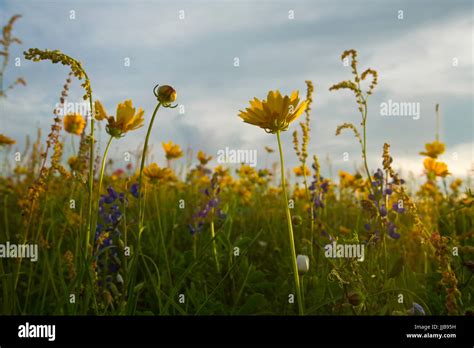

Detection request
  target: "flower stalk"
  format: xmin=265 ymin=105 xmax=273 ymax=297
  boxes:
xmin=277 ymin=130 xmax=304 ymax=315
xmin=97 ymin=135 xmax=114 ymax=197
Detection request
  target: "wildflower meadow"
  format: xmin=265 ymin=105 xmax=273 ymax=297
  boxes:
xmin=0 ymin=2 xmax=473 ymax=320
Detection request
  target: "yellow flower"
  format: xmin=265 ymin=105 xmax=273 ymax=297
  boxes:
xmin=293 ymin=166 xmax=310 ymax=177
xmin=162 ymin=141 xmax=183 ymax=160
xmin=143 ymin=163 xmax=175 ymax=182
xmin=424 ymin=158 xmax=450 ymax=177
xmin=238 ymin=90 xmax=308 ymax=133
xmin=293 ymin=185 xmax=306 ymax=199
xmin=197 ymin=150 xmax=212 ymax=165
xmin=63 ymin=113 xmax=86 ymax=135
xmin=0 ymin=134 xmax=16 ymax=146
xmin=339 ymin=171 xmax=356 ymax=187
xmin=94 ymin=100 xmax=109 ymax=121
xmin=214 ymin=165 xmax=229 ymax=177
xmin=420 ymin=140 xmax=445 ymax=159
xmin=237 ymin=164 xmax=258 ymax=178
xmin=197 ymin=175 xmax=211 ymax=187
xmin=450 ymin=178 xmax=462 ymax=192
xmin=67 ymin=156 xmax=80 ymax=170
xmin=101 ymin=100 xmax=145 ymax=138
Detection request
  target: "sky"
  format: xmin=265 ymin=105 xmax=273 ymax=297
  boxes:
xmin=1 ymin=0 xmax=473 ymax=183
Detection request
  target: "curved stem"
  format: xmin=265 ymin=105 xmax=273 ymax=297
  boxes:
xmin=97 ymin=135 xmax=114 ymax=197
xmin=276 ymin=130 xmax=304 ymax=315
xmin=85 ymin=86 xmax=95 ymax=261
xmin=138 ymin=102 xmax=161 ymax=234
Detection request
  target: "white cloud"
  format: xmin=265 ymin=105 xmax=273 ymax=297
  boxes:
xmin=366 ymin=14 xmax=473 ymax=98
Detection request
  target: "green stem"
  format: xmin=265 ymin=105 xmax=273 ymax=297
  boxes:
xmin=85 ymin=84 xmax=95 ymax=261
xmin=361 ymin=107 xmax=374 ymax=192
xmin=276 ymin=130 xmax=304 ymax=315
xmin=138 ymin=102 xmax=161 ymax=234
xmin=84 ymin=87 xmax=98 ymax=314
xmin=97 ymin=135 xmax=114 ymax=197
xmin=210 ymin=219 xmax=221 ymax=273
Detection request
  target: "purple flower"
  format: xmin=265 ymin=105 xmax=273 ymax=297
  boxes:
xmin=107 ymin=186 xmax=119 ymax=201
xmin=380 ymin=205 xmax=387 ymax=217
xmin=364 ymin=223 xmax=371 ymax=231
xmin=384 ymin=188 xmax=393 ymax=195
xmin=320 ymin=181 xmax=329 ymax=193
xmin=313 ymin=197 xmax=324 ymax=209
xmin=130 ymin=183 xmax=140 ymax=198
xmin=387 ymin=222 xmax=400 ymax=239
xmin=189 ymin=173 xmax=225 ymax=235
xmin=208 ymin=197 xmax=219 ymax=208
xmin=392 ymin=202 xmax=405 ymax=214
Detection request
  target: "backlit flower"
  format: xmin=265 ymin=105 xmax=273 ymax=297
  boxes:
xmin=197 ymin=150 xmax=212 ymax=165
xmin=420 ymin=140 xmax=445 ymax=159
xmin=67 ymin=156 xmax=80 ymax=171
xmin=94 ymin=100 xmax=109 ymax=121
xmin=63 ymin=113 xmax=86 ymax=135
xmin=450 ymin=178 xmax=462 ymax=192
xmin=143 ymin=162 xmax=174 ymax=182
xmin=238 ymin=90 xmax=308 ymax=133
xmin=424 ymin=158 xmax=450 ymax=177
xmin=293 ymin=166 xmax=310 ymax=177
xmin=162 ymin=141 xmax=183 ymax=160
xmin=339 ymin=171 xmax=356 ymax=187
xmin=214 ymin=165 xmax=229 ymax=177
xmin=100 ymin=100 xmax=145 ymax=138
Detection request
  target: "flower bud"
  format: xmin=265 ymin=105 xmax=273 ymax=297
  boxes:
xmin=296 ymin=254 xmax=309 ymax=275
xmin=292 ymin=215 xmax=303 ymax=226
xmin=156 ymin=85 xmax=177 ymax=104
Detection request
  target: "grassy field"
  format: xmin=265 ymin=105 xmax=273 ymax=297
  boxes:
xmin=0 ymin=22 xmax=472 ymax=315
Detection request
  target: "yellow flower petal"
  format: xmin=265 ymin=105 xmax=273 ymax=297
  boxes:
xmin=94 ymin=100 xmax=108 ymax=121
